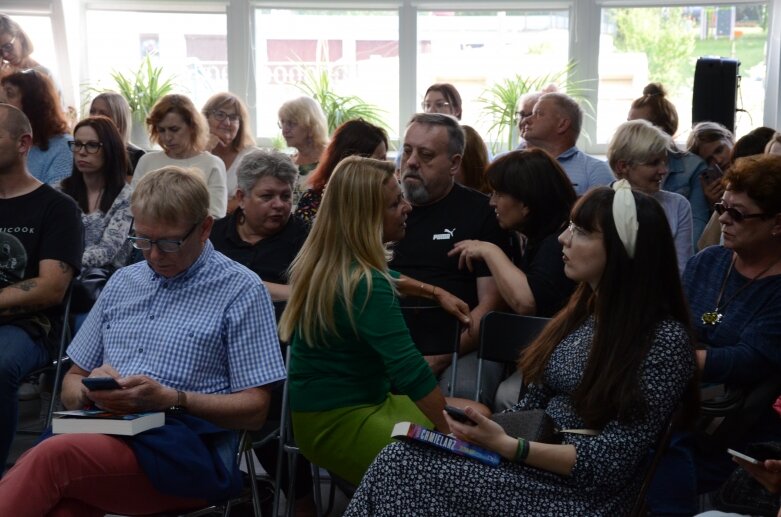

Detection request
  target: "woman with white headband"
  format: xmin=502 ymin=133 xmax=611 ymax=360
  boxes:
xmin=344 ymin=184 xmax=698 ymax=516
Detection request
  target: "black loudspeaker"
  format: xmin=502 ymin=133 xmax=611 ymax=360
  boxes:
xmin=692 ymin=57 xmax=740 ymax=133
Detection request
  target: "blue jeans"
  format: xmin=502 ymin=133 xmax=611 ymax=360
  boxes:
xmin=0 ymin=325 xmax=49 ymax=472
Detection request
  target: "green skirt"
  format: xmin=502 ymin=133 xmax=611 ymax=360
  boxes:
xmin=292 ymin=394 xmax=432 ymax=485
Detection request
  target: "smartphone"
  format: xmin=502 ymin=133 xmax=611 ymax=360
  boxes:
xmin=444 ymin=405 xmax=477 ymax=425
xmin=701 ymin=163 xmax=724 ymax=184
xmin=727 ymin=448 xmax=761 ymax=465
xmin=82 ymin=376 xmax=121 ymax=391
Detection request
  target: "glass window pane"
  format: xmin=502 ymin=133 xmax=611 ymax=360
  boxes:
xmin=598 ymin=5 xmax=767 ymax=144
xmin=417 ymin=10 xmax=570 ymax=153
xmin=84 ymin=10 xmax=227 ymax=116
xmin=255 ymin=9 xmax=399 ymax=145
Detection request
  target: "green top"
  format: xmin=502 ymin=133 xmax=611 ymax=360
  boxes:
xmin=288 ymin=269 xmax=438 ymax=412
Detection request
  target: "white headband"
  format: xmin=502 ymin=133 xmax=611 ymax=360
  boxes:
xmin=612 ymin=179 xmax=638 ymax=258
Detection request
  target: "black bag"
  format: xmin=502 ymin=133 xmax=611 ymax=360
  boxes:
xmin=713 ymin=442 xmax=781 ymax=517
xmin=491 ymin=409 xmax=560 ymax=443
xmin=71 ymin=266 xmax=113 ymax=313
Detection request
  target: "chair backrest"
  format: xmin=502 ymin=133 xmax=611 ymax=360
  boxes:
xmin=629 ymin=409 xmax=678 ymax=517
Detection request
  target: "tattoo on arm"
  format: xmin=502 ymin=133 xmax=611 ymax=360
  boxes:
xmin=10 ymin=280 xmax=36 ymax=292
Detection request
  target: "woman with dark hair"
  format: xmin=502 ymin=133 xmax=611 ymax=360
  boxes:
xmin=422 ymin=83 xmax=463 ymax=120
xmin=132 ymin=93 xmax=227 ymax=218
xmin=628 ymin=83 xmax=709 ymax=244
xmin=449 ymin=149 xmax=578 ymax=409
xmin=345 ymin=183 xmax=697 ymax=516
xmin=1 ymin=69 xmax=71 ymax=184
xmin=90 ymin=91 xmax=145 ymax=175
xmin=295 ymin=118 xmax=388 ymax=225
xmin=60 ymin=116 xmax=133 ymax=271
xmin=456 ymin=125 xmax=490 ymax=194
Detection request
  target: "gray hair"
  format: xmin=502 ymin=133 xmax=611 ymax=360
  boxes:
xmin=407 ymin=112 xmax=465 ymax=157
xmin=540 ymin=92 xmax=583 ymax=137
xmin=608 ymin=119 xmax=674 ymax=172
xmin=236 ymin=149 xmax=298 ymax=193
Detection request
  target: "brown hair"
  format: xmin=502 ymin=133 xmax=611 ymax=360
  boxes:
xmin=1 ymin=70 xmax=68 ymax=149
xmin=201 ymin=92 xmax=255 ymax=152
xmin=630 ymin=83 xmax=679 ymax=137
xmin=146 ymin=94 xmax=209 ymax=153
xmin=0 ymin=14 xmax=33 ymax=60
xmin=458 ymin=125 xmax=490 ymax=194
xmin=725 ymin=154 xmax=781 ymax=215
xmin=425 ymin=83 xmax=463 ymax=120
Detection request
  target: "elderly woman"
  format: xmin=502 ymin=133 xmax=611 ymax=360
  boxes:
xmin=1 ymin=69 xmax=71 ymax=184
xmin=608 ymin=119 xmax=693 ymax=274
xmin=628 ymin=83 xmax=708 ymax=244
xmin=89 ymin=91 xmax=145 ymax=175
xmin=132 ymin=94 xmax=227 ymax=218
xmin=277 ymin=96 xmax=328 ymax=205
xmin=210 ymin=149 xmax=307 ymax=302
xmin=202 ymin=92 xmax=256 ymax=214
xmin=649 ymin=154 xmax=781 ymax=514
xmin=295 ymin=118 xmax=388 ymax=226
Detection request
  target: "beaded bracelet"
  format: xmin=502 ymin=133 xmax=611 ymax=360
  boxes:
xmin=514 ymin=437 xmax=530 ymax=463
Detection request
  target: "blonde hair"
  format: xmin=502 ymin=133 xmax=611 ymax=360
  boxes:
xmin=279 ymin=156 xmax=396 ymax=345
xmin=146 ymin=94 xmax=209 ymax=153
xmin=131 ymin=166 xmax=209 ymax=225
xmin=278 ymin=96 xmax=329 ymax=150
xmin=201 ymin=92 xmax=255 ymax=152
xmin=91 ymin=91 xmax=132 ymax=142
xmin=608 ymin=119 xmax=674 ymax=174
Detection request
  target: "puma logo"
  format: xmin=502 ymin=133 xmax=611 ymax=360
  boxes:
xmin=432 ymin=228 xmax=456 ymax=241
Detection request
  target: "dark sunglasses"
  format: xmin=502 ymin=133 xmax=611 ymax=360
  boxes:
xmin=714 ymin=202 xmax=771 ymax=223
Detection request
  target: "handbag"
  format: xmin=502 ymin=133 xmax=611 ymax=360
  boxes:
xmin=71 ymin=266 xmax=113 ymax=313
xmin=490 ymin=409 xmax=599 ymax=444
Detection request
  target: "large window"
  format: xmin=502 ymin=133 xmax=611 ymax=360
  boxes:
xmin=10 ymin=15 xmax=57 ymax=79
xmin=84 ymin=10 xmax=228 ymax=115
xmin=254 ymin=9 xmax=399 ymax=147
xmin=598 ymin=4 xmax=768 ymax=143
xmin=417 ymin=9 xmax=570 ymax=153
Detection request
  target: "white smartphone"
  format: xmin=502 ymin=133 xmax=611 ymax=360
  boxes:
xmin=727 ymin=448 xmax=761 ymax=465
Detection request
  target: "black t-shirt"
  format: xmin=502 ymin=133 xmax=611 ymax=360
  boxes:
xmin=514 ymin=231 xmax=576 ymax=318
xmin=390 ymin=183 xmax=511 ymax=308
xmin=0 ymin=183 xmax=84 ymax=335
xmin=210 ymin=209 xmax=308 ymax=284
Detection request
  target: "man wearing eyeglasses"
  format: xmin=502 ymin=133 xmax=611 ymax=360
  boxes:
xmin=0 ymin=104 xmax=83 ymax=472
xmin=0 ymin=166 xmax=286 ymax=515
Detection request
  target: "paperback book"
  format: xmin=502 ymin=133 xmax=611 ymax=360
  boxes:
xmin=391 ymin=421 xmax=500 ymax=467
xmin=52 ymin=410 xmax=165 ymax=436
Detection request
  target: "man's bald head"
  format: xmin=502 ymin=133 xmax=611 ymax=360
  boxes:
xmin=0 ymin=103 xmax=33 ymax=139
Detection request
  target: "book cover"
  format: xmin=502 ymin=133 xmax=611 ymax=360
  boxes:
xmin=391 ymin=422 xmax=501 ymax=467
xmin=52 ymin=410 xmax=165 ymax=436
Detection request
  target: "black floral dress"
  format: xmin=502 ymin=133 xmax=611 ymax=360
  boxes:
xmin=344 ymin=318 xmax=695 ymax=516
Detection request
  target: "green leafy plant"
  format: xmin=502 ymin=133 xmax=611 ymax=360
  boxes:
xmin=477 ymin=62 xmax=593 ymax=154
xmin=296 ymin=66 xmax=387 ymax=134
xmin=111 ymin=54 xmax=176 ymax=123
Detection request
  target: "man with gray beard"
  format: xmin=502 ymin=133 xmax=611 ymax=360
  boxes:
xmin=390 ymin=113 xmax=510 ymax=407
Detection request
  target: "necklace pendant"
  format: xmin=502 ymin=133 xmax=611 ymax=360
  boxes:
xmin=701 ymin=311 xmax=723 ymax=326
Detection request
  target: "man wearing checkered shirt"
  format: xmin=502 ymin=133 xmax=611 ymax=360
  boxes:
xmin=0 ymin=166 xmax=286 ymax=516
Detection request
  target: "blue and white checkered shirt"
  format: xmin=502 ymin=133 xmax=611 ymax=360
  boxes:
xmin=68 ymin=241 xmax=286 ymax=393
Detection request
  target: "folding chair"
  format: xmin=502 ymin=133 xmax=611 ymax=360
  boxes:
xmin=400 ymin=305 xmax=461 ymax=397
xmin=474 ymin=311 xmax=549 ymax=402
xmin=629 ymin=409 xmax=679 ymax=517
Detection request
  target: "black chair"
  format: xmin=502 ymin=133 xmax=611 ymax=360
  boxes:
xmin=629 ymin=409 xmax=679 ymax=517
xmin=474 ymin=311 xmax=549 ymax=402
xmin=400 ymin=305 xmax=461 ymax=397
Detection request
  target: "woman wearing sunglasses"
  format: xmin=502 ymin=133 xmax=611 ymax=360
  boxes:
xmin=648 ymin=154 xmax=781 ymax=514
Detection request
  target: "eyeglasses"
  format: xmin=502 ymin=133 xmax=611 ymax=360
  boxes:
xmin=127 ymin=222 xmax=199 ymax=253
xmin=421 ymin=101 xmax=451 ymax=111
xmin=713 ymin=202 xmax=771 ymax=223
xmin=278 ymin=119 xmax=298 ymax=130
xmin=68 ymin=140 xmax=103 ymax=154
xmin=210 ymin=110 xmax=240 ymax=123
xmin=514 ymin=110 xmax=533 ymax=122
xmin=0 ymin=37 xmax=15 ymax=55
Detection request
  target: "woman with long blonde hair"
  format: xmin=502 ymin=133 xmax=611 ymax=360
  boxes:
xmin=280 ymin=156 xmax=467 ymax=485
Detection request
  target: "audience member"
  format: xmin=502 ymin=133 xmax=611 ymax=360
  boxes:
xmin=210 ymin=149 xmax=307 ymax=301
xmin=89 ymin=91 xmax=145 ymax=175
xmin=0 ymin=166 xmax=286 ymax=514
xmin=688 ymin=121 xmax=735 ymax=207
xmin=0 ymin=104 xmax=82 ymax=473
xmin=523 ymin=92 xmax=614 ymax=195
xmin=132 ymin=93 xmax=227 ymax=218
xmin=628 ymin=83 xmax=709 ymax=243
xmin=344 ymin=184 xmax=697 ymax=516
xmin=767 ymin=132 xmax=781 ymax=156
xmin=732 ymin=126 xmax=776 ymax=160
xmin=608 ymin=119 xmax=693 ymax=274
xmin=278 ymin=96 xmax=328 ymax=205
xmin=202 ymin=92 xmax=256 ymax=214
xmin=295 ymin=118 xmax=388 ymax=226
xmin=1 ymin=69 xmax=72 ymax=184
xmin=279 ymin=156 xmax=459 ymax=485
xmin=514 ymin=91 xmax=543 ymax=150
xmin=422 ymin=83 xmax=463 ymax=120
xmin=649 ymin=154 xmax=781 ymax=514
xmin=449 ymin=149 xmax=577 ymax=410
xmin=0 ymin=15 xmax=53 ymax=79
xmin=391 ymin=112 xmax=509 ymax=404
xmin=457 ymin=125 xmax=490 ymax=193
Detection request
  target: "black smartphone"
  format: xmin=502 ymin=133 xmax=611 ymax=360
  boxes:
xmin=82 ymin=376 xmax=121 ymax=391
xmin=444 ymin=405 xmax=477 ymax=425
xmin=701 ymin=163 xmax=723 ymax=184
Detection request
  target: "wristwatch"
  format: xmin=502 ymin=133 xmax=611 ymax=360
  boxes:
xmin=168 ymin=389 xmax=188 ymax=413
